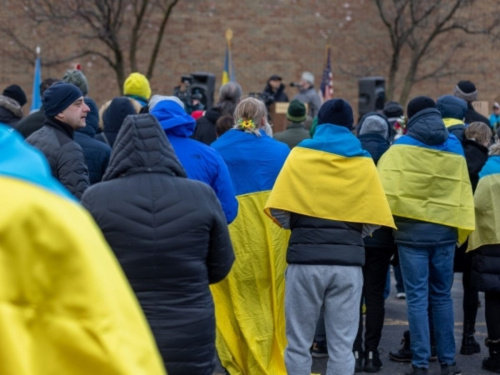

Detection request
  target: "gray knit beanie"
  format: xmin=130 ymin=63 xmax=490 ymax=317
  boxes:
xmin=454 ymin=80 xmax=477 ymax=103
xmin=359 ymin=115 xmax=389 ymax=139
xmin=62 ymin=69 xmax=88 ymax=96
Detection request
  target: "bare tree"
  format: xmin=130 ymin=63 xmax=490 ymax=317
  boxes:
xmin=0 ymin=0 xmax=179 ymax=92
xmin=374 ymin=0 xmax=499 ymax=105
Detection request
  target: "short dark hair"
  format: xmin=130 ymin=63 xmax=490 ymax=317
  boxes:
xmin=40 ymin=78 xmax=60 ymax=97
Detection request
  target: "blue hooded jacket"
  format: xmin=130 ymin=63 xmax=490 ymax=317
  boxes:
xmin=151 ymin=99 xmax=238 ymax=223
xmin=436 ymin=95 xmax=467 ymax=143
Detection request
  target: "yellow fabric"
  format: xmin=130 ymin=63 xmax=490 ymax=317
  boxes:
xmin=222 ymin=71 xmax=229 ymax=85
xmin=123 ymin=72 xmax=151 ymax=99
xmin=264 ymin=146 xmax=396 ymax=229
xmin=378 ymin=145 xmax=475 ymax=244
xmin=0 ymin=177 xmax=166 ymax=375
xmin=211 ymin=191 xmax=289 ymax=375
xmin=468 ymin=174 xmax=500 ymax=251
xmin=443 ymin=118 xmax=463 ymax=128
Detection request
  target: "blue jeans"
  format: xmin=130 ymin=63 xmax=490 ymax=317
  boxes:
xmin=398 ymin=244 xmax=456 ymax=368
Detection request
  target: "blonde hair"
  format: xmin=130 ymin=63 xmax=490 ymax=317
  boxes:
xmin=489 ymin=142 xmax=500 ymax=156
xmin=465 ymin=122 xmax=491 ymax=147
xmin=233 ymin=97 xmax=269 ymax=137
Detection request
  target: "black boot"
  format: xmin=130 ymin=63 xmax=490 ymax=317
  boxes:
xmin=353 ymin=349 xmax=363 ymax=372
xmin=389 ymin=330 xmax=412 ymax=362
xmin=461 ymin=322 xmax=481 ymax=355
xmin=364 ymin=350 xmax=383 ymax=372
xmin=483 ymin=339 xmax=500 ymax=373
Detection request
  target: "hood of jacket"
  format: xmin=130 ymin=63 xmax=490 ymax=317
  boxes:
xmin=202 ymin=106 xmax=221 ymax=124
xmin=76 ymin=97 xmax=99 ymax=137
xmin=0 ymin=95 xmax=23 ymax=119
xmin=150 ymin=99 xmax=196 ymax=138
xmin=103 ymin=97 xmax=137 ymax=135
xmin=102 ymin=114 xmax=186 ymax=181
xmin=406 ymin=108 xmax=449 ymax=146
xmin=436 ymin=95 xmax=467 ymax=120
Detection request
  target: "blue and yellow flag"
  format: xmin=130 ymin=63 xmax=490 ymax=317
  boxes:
xmin=30 ymin=52 xmax=42 ymax=113
xmin=377 ymin=135 xmax=475 ymax=244
xmin=222 ymin=29 xmax=235 ymax=85
xmin=265 ymin=124 xmax=396 ymax=233
xmin=211 ymin=130 xmax=290 ymax=375
xmin=468 ymin=155 xmax=500 ymax=251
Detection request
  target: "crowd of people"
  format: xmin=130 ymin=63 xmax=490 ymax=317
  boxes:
xmin=1 ymin=67 xmax=500 ymax=375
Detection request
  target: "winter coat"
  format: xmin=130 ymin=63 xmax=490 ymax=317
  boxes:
xmin=81 ymin=114 xmax=234 ymax=375
xmin=150 ymin=100 xmax=238 ymax=224
xmin=464 ymin=139 xmax=489 ymax=192
xmin=391 ymin=108 xmax=459 ymax=246
xmin=74 ymin=98 xmax=111 ymax=184
xmin=273 ymin=122 xmax=309 ymax=149
xmin=293 ymin=86 xmax=322 ymax=119
xmin=0 ymin=95 xmax=23 ymax=127
xmin=15 ymin=107 xmax=45 ymax=138
xmin=287 ymin=213 xmax=365 ymax=266
xmin=263 ymin=82 xmax=289 ymax=103
xmin=26 ymin=117 xmax=90 ymax=199
xmin=472 ymin=245 xmax=500 ymax=292
xmin=192 ymin=106 xmax=221 ymax=145
xmin=465 ymin=102 xmax=490 ymax=125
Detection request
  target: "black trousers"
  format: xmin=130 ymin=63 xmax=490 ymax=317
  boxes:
xmin=485 ymin=291 xmax=500 ymax=340
xmin=462 ymin=252 xmax=479 ymax=330
xmin=354 ymin=246 xmax=395 ymax=351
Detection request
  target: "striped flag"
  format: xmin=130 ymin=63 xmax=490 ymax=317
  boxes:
xmin=320 ymin=46 xmax=333 ymax=102
xmin=30 ymin=47 xmax=42 ymax=113
xmin=222 ymin=29 xmax=235 ymax=85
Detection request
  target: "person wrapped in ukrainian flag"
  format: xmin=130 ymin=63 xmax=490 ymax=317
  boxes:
xmin=468 ymin=142 xmax=500 ymax=373
xmin=211 ymin=97 xmax=291 ymax=375
xmin=265 ymin=98 xmax=396 ymax=375
xmin=377 ymin=96 xmax=475 ymax=375
xmin=0 ymin=123 xmax=166 ymax=375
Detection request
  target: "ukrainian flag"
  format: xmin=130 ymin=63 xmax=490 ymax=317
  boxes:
xmin=222 ymin=31 xmax=235 ymax=85
xmin=377 ymin=135 xmax=475 ymax=244
xmin=468 ymin=155 xmax=500 ymax=251
xmin=265 ymin=124 xmax=396 ymax=232
xmin=0 ymin=125 xmax=166 ymax=375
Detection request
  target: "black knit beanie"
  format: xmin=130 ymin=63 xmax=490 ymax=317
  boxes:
xmin=3 ymin=84 xmax=27 ymax=107
xmin=317 ymin=98 xmax=354 ymax=129
xmin=43 ymin=82 xmax=83 ymax=117
xmin=454 ymin=80 xmax=478 ymax=102
xmin=383 ymin=101 xmax=404 ymax=118
xmin=406 ymin=96 xmax=436 ymax=119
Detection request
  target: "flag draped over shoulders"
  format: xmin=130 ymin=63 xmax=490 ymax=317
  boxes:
xmin=211 ymin=130 xmax=290 ymax=375
xmin=468 ymin=155 xmax=500 ymax=252
xmin=377 ymin=134 xmax=474 ymax=244
xmin=265 ymin=124 xmax=395 ymax=233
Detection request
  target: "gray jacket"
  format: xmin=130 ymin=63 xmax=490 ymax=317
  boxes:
xmin=27 ymin=117 xmax=89 ymax=199
xmin=293 ymin=87 xmax=322 ymax=119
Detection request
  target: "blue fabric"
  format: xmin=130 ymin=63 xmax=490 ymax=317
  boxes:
xmin=299 ymin=124 xmax=371 ymax=158
xmin=0 ymin=124 xmax=72 ymax=199
xmin=398 ymin=243 xmax=456 ymax=368
xmin=479 ymin=155 xmax=500 ymax=179
xmin=151 ymin=100 xmax=238 ymax=223
xmin=393 ymin=217 xmax=457 ymax=246
xmin=212 ymin=129 xmax=290 ymax=195
xmin=150 ymin=99 xmax=196 ymax=137
xmin=436 ymin=95 xmax=467 ymax=120
xmin=394 ymin=134 xmax=464 ymax=156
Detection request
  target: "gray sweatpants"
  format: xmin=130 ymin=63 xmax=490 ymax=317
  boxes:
xmin=285 ymin=264 xmax=363 ymax=375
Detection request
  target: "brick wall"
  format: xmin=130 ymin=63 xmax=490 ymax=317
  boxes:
xmin=0 ymin=0 xmax=498 ymax=119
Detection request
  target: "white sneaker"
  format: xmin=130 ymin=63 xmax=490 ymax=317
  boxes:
xmin=396 ymin=292 xmax=406 ymax=299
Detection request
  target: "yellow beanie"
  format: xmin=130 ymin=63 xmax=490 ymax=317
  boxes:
xmin=123 ymin=72 xmax=151 ymax=100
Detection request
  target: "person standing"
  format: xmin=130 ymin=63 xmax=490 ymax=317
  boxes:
xmin=263 ymin=74 xmax=289 ymax=103
xmin=378 ymin=96 xmax=475 ymax=375
xmin=489 ymin=102 xmax=500 ymax=130
xmin=454 ymin=80 xmax=489 ymax=125
xmin=26 ymin=82 xmax=90 ymax=199
xmin=273 ymin=100 xmax=310 ymax=148
xmin=292 ymin=71 xmax=322 ymax=121
xmin=266 ymin=99 xmax=395 ymax=375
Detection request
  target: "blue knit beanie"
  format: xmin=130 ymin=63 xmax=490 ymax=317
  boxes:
xmin=317 ymin=98 xmax=354 ymax=129
xmin=43 ymin=82 xmax=83 ymax=117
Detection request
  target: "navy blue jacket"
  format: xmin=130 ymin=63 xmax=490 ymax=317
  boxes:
xmin=75 ymin=98 xmax=111 ymax=184
xmin=393 ymin=108 xmax=457 ymax=246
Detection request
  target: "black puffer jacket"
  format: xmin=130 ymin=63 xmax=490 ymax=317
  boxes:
xmin=26 ymin=117 xmax=89 ymax=199
xmin=287 ymin=213 xmax=365 ymax=266
xmin=15 ymin=107 xmax=45 ymax=138
xmin=81 ymin=114 xmax=234 ymax=375
xmin=463 ymin=139 xmax=488 ymax=192
xmin=192 ymin=106 xmax=221 ymax=145
xmin=472 ymin=245 xmax=500 ymax=293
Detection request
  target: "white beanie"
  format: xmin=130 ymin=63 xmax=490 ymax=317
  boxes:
xmin=301 ymin=71 xmax=314 ymax=85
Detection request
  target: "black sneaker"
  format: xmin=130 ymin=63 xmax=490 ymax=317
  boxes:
xmin=389 ymin=330 xmax=437 ymax=362
xmin=354 ymin=350 xmax=363 ymax=372
xmin=364 ymin=350 xmax=382 ymax=372
xmin=460 ymin=334 xmax=481 ymax=355
xmin=440 ymin=363 xmax=462 ymax=375
xmin=311 ymin=340 xmax=328 ymax=358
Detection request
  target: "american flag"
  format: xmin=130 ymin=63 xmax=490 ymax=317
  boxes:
xmin=320 ymin=46 xmax=334 ymax=102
